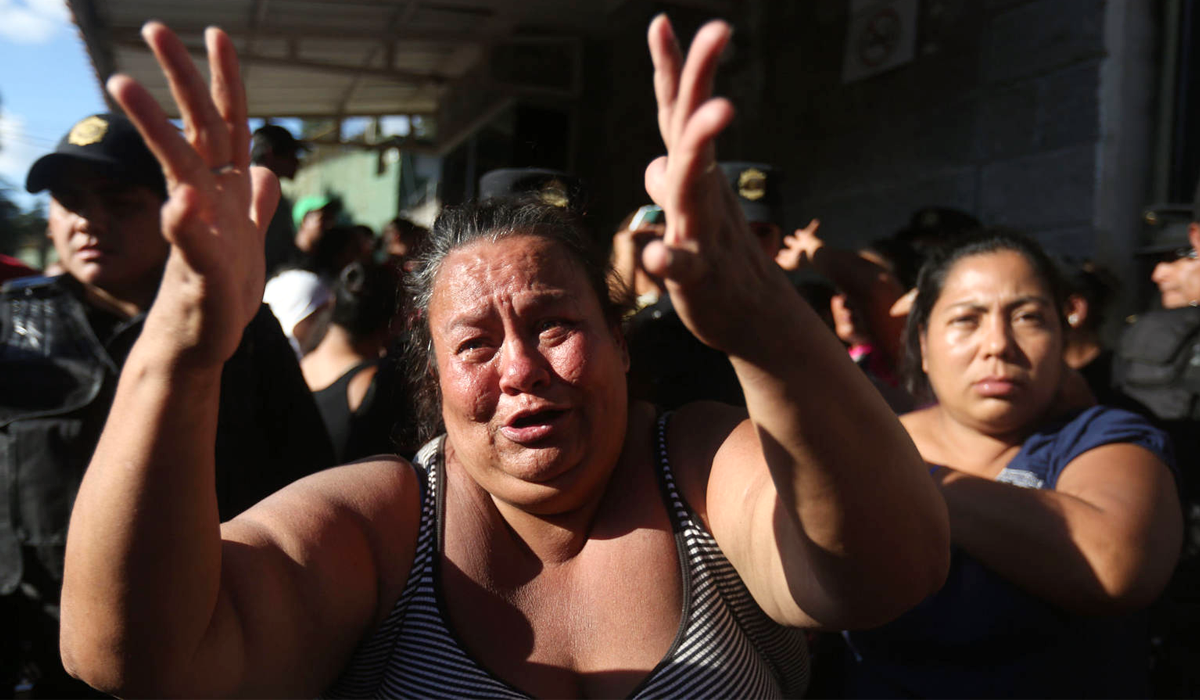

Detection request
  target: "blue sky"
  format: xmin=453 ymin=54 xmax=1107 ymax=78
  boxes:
xmin=0 ymin=0 xmax=106 ymax=209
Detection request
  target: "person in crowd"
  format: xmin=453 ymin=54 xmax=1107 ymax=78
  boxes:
xmin=609 ymin=205 xmax=667 ymax=313
xmin=263 ymin=224 xmax=374 ymax=358
xmin=57 ymin=19 xmax=949 ymax=698
xmin=1113 ymin=197 xmax=1200 ymax=697
xmin=777 ymin=218 xmax=912 ymax=405
xmin=778 ymin=209 xmax=982 ymax=381
xmin=624 ymin=162 xmax=785 ymax=409
xmin=1114 ymin=201 xmax=1200 ymax=509
xmin=251 ymin=123 xmax=307 ymax=275
xmin=478 ymin=168 xmax=589 ymax=218
xmin=293 ymin=194 xmax=338 ymax=254
xmin=0 ymin=253 xmax=36 ymax=283
xmin=381 ymin=216 xmax=427 ymax=272
xmin=302 ymin=262 xmax=406 ymax=462
xmin=829 ymin=287 xmax=912 ymax=413
xmin=263 ymin=267 xmax=332 ymax=357
xmin=0 ymin=112 xmax=335 ymax=698
xmin=308 ymin=224 xmax=374 ymax=281
xmin=843 ymin=228 xmax=1182 ymax=698
xmin=722 ymin=162 xmax=785 ymax=258
xmin=1061 ymin=259 xmax=1121 ymax=403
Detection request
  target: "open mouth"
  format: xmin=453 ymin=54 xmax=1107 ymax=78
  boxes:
xmin=501 ymin=407 xmax=570 ymax=445
xmin=510 ymin=408 xmax=566 ymax=429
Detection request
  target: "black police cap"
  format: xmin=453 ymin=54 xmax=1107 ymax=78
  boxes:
xmin=478 ymin=168 xmax=588 ymax=214
xmin=26 ymin=113 xmax=166 ymax=198
xmin=719 ymin=162 xmax=782 ymax=225
xmin=895 ymin=207 xmax=982 ymax=249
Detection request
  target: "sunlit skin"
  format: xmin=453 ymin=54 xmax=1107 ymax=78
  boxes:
xmin=47 ymin=167 xmax=168 ymax=314
xmin=1151 ymin=225 xmax=1200 ymax=308
xmin=920 ymin=250 xmax=1065 ymax=439
xmin=430 ymin=234 xmax=630 ymax=516
xmin=830 ymin=292 xmax=870 ymax=346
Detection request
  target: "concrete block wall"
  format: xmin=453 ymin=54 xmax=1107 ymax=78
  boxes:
xmin=716 ymin=0 xmax=1135 ymax=260
xmin=574 ymin=0 xmax=1159 ymax=313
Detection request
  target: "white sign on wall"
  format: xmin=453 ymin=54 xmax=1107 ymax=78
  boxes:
xmin=842 ymin=0 xmax=919 ymax=83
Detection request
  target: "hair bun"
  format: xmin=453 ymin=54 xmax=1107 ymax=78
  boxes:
xmin=340 ymin=262 xmax=366 ymax=294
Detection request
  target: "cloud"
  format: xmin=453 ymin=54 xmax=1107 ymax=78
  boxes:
xmin=0 ymin=0 xmax=71 ymax=44
xmin=0 ymin=111 xmax=51 ymax=206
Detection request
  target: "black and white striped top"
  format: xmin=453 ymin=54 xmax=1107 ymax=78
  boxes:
xmin=325 ymin=413 xmax=810 ymax=698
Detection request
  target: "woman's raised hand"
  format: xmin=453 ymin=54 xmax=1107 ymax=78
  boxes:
xmin=107 ymin=23 xmax=279 ymax=368
xmin=642 ymin=16 xmax=789 ymax=354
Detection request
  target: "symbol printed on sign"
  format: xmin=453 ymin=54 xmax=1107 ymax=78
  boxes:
xmin=858 ymin=7 xmax=901 ymax=68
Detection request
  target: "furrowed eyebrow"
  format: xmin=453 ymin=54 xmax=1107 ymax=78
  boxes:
xmin=941 ymin=295 xmax=1051 ymax=313
xmin=442 ymin=289 xmax=577 ymax=331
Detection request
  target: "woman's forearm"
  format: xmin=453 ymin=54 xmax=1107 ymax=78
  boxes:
xmin=60 ymin=336 xmax=226 ymax=694
xmin=728 ymin=286 xmax=950 ymax=625
xmin=936 ymin=461 xmax=1181 ymax=614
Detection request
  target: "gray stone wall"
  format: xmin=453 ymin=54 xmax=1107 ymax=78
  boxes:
xmin=575 ymin=0 xmax=1160 ymax=312
xmin=726 ymin=0 xmax=1127 ymax=257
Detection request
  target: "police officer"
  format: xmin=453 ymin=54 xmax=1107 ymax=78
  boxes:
xmin=624 ymin=163 xmax=786 ymax=409
xmin=1114 ymin=190 xmax=1200 ymax=697
xmin=1 ymin=113 xmax=335 ymax=696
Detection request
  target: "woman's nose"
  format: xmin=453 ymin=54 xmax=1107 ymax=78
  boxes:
xmin=498 ymin=336 xmax=551 ymax=394
xmin=981 ymin=315 xmax=1014 ymax=356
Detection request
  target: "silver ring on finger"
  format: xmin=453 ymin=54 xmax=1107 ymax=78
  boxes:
xmin=210 ymin=163 xmax=237 ymax=176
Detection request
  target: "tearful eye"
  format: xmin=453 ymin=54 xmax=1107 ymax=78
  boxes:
xmin=537 ymin=319 xmax=572 ymax=336
xmin=456 ymin=337 xmax=490 ymax=355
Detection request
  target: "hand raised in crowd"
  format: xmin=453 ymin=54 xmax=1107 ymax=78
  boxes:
xmin=775 ymin=218 xmax=822 ymax=271
xmin=610 ymin=220 xmax=664 ymax=302
xmin=642 ymin=16 xmax=792 ymax=354
xmin=107 ymin=23 xmax=279 ymax=368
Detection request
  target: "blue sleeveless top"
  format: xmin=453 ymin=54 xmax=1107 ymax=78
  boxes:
xmin=326 ymin=413 xmax=810 ymax=698
xmin=844 ymin=406 xmax=1176 ymax=698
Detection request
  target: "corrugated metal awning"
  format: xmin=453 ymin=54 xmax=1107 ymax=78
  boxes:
xmin=65 ymin=0 xmax=735 ymax=153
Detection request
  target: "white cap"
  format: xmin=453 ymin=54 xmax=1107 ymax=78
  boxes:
xmin=263 ymin=269 xmax=332 ymax=341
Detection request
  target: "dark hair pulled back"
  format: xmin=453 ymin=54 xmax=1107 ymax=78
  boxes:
xmin=331 ymin=262 xmax=397 ymax=340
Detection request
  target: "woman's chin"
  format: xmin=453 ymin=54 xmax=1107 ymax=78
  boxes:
xmin=488 ymin=451 xmax=616 ymax=514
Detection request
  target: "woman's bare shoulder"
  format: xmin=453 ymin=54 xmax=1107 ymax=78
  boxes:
xmin=265 ymin=454 xmax=418 ymax=514
xmin=223 ymin=455 xmax=422 ymax=591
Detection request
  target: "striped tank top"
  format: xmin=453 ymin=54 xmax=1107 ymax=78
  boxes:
xmin=325 ymin=413 xmax=810 ymax=698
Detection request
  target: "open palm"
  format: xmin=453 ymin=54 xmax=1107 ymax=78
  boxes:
xmin=642 ymin=17 xmax=790 ymax=355
xmin=108 ymin=23 xmax=279 ymax=367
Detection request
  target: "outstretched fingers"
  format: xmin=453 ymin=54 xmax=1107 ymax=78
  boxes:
xmin=671 ymin=97 xmax=735 ymax=190
xmin=107 ymin=74 xmax=215 ymax=198
xmin=669 ymin=21 xmax=731 ymax=148
xmin=648 ymin=15 xmax=683 ymax=148
xmin=142 ymin=22 xmax=232 ymax=170
xmin=206 ymin=27 xmax=250 ymax=171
